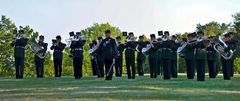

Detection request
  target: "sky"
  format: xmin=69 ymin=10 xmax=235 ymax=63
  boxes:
xmin=1 ymin=0 xmax=240 ymax=44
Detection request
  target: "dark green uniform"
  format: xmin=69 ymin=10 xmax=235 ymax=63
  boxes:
xmin=89 ymin=42 xmax=98 ymax=76
xmin=95 ymin=44 xmax=104 ymax=78
xmin=11 ymin=37 xmax=28 ymax=79
xmin=170 ymin=40 xmax=180 ymax=78
xmin=229 ymin=39 xmax=237 ymax=77
xmin=221 ymin=41 xmax=234 ymax=80
xmin=136 ymin=42 xmax=146 ymax=76
xmin=147 ymin=41 xmax=160 ymax=78
xmin=195 ymin=41 xmax=207 ymax=81
xmin=207 ymin=43 xmax=217 ymax=78
xmin=124 ymin=41 xmax=137 ymax=79
xmin=99 ymin=37 xmax=117 ymax=80
xmin=157 ymin=48 xmax=162 ymax=75
xmin=115 ymin=42 xmax=124 ymax=77
xmin=70 ymin=39 xmax=85 ymax=79
xmin=184 ymin=40 xmax=196 ymax=79
xmin=161 ymin=40 xmax=173 ymax=80
xmin=50 ymin=42 xmax=66 ymax=77
xmin=35 ymin=42 xmax=48 ymax=78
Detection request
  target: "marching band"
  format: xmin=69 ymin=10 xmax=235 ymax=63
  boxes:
xmin=11 ymin=27 xmax=238 ymax=81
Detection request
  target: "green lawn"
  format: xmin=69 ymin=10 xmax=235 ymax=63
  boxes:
xmin=0 ymin=74 xmax=240 ymax=101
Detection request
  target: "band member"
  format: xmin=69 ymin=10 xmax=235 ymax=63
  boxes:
xmin=35 ymin=35 xmax=48 ymax=78
xmin=11 ymin=29 xmax=29 ymax=79
xmin=136 ymin=35 xmax=146 ymax=76
xmin=228 ymin=32 xmax=238 ymax=77
xmin=170 ymin=35 xmax=180 ymax=78
xmin=50 ymin=35 xmax=66 ymax=77
xmin=89 ymin=40 xmax=98 ymax=76
xmin=207 ymin=36 xmax=217 ymax=78
xmin=157 ymin=38 xmax=163 ymax=76
xmin=195 ymin=31 xmax=207 ymax=81
xmin=99 ymin=30 xmax=117 ymax=80
xmin=161 ymin=31 xmax=172 ymax=80
xmin=221 ymin=33 xmax=232 ymax=80
xmin=124 ymin=32 xmax=137 ymax=79
xmin=115 ymin=36 xmax=124 ymax=77
xmin=147 ymin=34 xmax=160 ymax=78
xmin=70 ymin=32 xmax=85 ymax=79
xmin=184 ymin=33 xmax=196 ymax=79
xmin=96 ymin=37 xmax=104 ymax=78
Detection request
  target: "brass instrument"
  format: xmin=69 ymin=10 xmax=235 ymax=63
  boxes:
xmin=142 ymin=41 xmax=157 ymax=53
xmin=213 ymin=35 xmax=234 ymax=60
xmin=29 ymin=40 xmax=46 ymax=59
xmin=65 ymin=31 xmax=85 ymax=47
xmin=88 ymin=41 xmax=100 ymax=55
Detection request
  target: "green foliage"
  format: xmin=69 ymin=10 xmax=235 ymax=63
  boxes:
xmin=80 ymin=23 xmax=124 ymax=75
xmin=0 ymin=15 xmax=53 ymax=77
xmin=196 ymin=21 xmax=230 ymax=36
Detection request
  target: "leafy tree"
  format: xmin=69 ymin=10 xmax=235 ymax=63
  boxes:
xmin=0 ymin=15 xmax=53 ymax=77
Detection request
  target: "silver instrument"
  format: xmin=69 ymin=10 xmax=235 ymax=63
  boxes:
xmin=65 ymin=32 xmax=85 ymax=47
xmin=142 ymin=41 xmax=156 ymax=53
xmin=29 ymin=41 xmax=46 ymax=59
xmin=142 ymin=44 xmax=151 ymax=53
xmin=125 ymin=34 xmax=137 ymax=42
xmin=88 ymin=41 xmax=100 ymax=55
xmin=213 ymin=36 xmax=234 ymax=60
xmin=161 ymin=35 xmax=169 ymax=41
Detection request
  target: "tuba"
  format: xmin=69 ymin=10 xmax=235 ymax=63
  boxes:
xmin=213 ymin=36 xmax=234 ymax=60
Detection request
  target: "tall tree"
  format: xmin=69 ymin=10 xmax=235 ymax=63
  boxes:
xmin=232 ymin=12 xmax=240 ymax=58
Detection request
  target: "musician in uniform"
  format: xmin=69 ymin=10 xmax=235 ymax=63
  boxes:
xmin=136 ymin=35 xmax=146 ymax=76
xmin=207 ymin=36 xmax=217 ymax=78
xmin=184 ymin=33 xmax=196 ymax=79
xmin=35 ymin=35 xmax=48 ymax=78
xmin=50 ymin=35 xmax=66 ymax=77
xmin=161 ymin=31 xmax=172 ymax=80
xmin=70 ymin=32 xmax=85 ymax=79
xmin=221 ymin=33 xmax=232 ymax=80
xmin=195 ymin=31 xmax=207 ymax=81
xmin=228 ymin=32 xmax=238 ymax=77
xmin=157 ymin=38 xmax=163 ymax=76
xmin=99 ymin=30 xmax=117 ymax=80
xmin=11 ymin=29 xmax=29 ymax=79
xmin=146 ymin=34 xmax=159 ymax=78
xmin=124 ymin=32 xmax=137 ymax=79
xmin=95 ymin=37 xmax=105 ymax=78
xmin=90 ymin=40 xmax=98 ymax=76
xmin=115 ymin=36 xmax=124 ymax=77
xmin=170 ymin=35 xmax=180 ymax=78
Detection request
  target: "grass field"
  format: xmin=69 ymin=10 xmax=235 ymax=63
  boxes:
xmin=0 ymin=74 xmax=240 ymax=101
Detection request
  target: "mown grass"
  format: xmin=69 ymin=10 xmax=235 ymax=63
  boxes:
xmin=0 ymin=74 xmax=240 ymax=101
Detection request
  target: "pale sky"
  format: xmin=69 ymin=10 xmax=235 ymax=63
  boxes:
xmin=1 ymin=0 xmax=240 ymax=44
